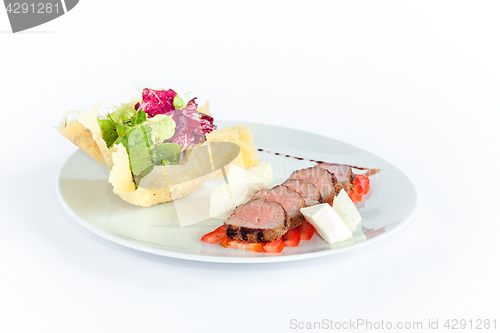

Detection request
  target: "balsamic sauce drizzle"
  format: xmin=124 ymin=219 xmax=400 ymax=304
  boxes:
xmin=257 ymin=148 xmax=380 ymax=176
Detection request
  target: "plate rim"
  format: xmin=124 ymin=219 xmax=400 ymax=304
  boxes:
xmin=56 ymin=122 xmax=419 ymax=263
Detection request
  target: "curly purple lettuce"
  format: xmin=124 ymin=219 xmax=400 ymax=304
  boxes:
xmin=167 ymin=98 xmax=216 ymax=150
xmin=135 ymin=88 xmax=216 ymax=150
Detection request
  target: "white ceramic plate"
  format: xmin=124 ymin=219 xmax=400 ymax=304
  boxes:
xmin=57 ymin=121 xmax=418 ymax=263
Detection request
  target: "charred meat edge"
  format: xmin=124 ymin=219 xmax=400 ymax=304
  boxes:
xmin=224 ymin=200 xmax=289 ymax=243
xmin=315 ymin=163 xmax=357 ymax=194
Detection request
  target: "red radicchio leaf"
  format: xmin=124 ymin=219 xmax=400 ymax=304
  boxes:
xmin=186 ymin=97 xmax=198 ymax=108
xmin=167 ymin=102 xmax=216 ymax=150
xmin=135 ymin=88 xmax=177 ymax=116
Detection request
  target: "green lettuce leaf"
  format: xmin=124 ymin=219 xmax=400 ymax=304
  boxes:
xmin=155 ymin=142 xmax=181 ymax=166
xmin=97 ymin=118 xmax=118 ymax=148
xmin=146 ymin=114 xmax=176 ymax=144
xmin=127 ymin=125 xmax=181 ymax=186
xmin=110 ymin=109 xmax=147 ymax=151
xmin=173 ymin=94 xmax=186 ymax=109
xmin=97 ymin=106 xmax=181 ymax=186
xmin=131 ymin=109 xmax=147 ymax=126
xmin=98 ymin=105 xmax=138 ymax=148
xmin=127 ymin=125 xmax=154 ymax=186
xmin=110 ymin=104 xmax=136 ymax=123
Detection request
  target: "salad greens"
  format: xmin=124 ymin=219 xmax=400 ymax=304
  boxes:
xmin=97 ymin=104 xmax=138 ymax=148
xmin=97 ymin=117 xmax=118 ymax=148
xmin=128 ymin=125 xmax=180 ymax=186
xmin=147 ymin=114 xmax=176 ymax=144
xmin=98 ymin=105 xmax=180 ymax=186
xmin=110 ymin=103 xmax=136 ymax=123
xmin=97 ymin=88 xmax=216 ymax=188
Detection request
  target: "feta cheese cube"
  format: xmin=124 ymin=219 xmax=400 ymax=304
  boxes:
xmin=209 ymin=163 xmax=273 ymax=219
xmin=226 ymin=162 xmax=273 ymax=186
xmin=333 ymin=189 xmax=362 ymax=232
xmin=299 ymin=204 xmax=353 ymax=244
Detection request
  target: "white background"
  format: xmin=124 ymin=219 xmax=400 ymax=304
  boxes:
xmin=1 ymin=1 xmax=499 ymax=332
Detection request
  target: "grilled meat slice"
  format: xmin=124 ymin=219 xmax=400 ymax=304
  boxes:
xmin=282 ymin=179 xmax=322 ymax=207
xmin=315 ymin=163 xmax=356 ymax=194
xmin=224 ymin=198 xmax=288 ymax=243
xmin=288 ymin=166 xmax=338 ymax=205
xmin=253 ymin=185 xmax=306 ymax=229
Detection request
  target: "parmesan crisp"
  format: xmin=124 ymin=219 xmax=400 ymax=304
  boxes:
xmin=57 ymin=102 xmax=261 ymax=207
xmin=206 ymin=124 xmax=260 ymax=168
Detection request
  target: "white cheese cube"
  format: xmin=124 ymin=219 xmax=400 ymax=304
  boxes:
xmin=222 ymin=163 xmax=273 ymax=206
xmin=244 ymin=162 xmax=273 ymax=185
xmin=209 ymin=163 xmax=273 ymax=219
xmin=333 ymin=189 xmax=362 ymax=232
xmin=225 ymin=163 xmax=273 ymax=186
xmin=299 ymin=204 xmax=353 ymax=244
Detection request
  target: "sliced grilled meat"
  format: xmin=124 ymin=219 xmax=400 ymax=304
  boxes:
xmin=253 ymin=185 xmax=306 ymax=229
xmin=224 ymin=198 xmax=288 ymax=243
xmin=288 ymin=166 xmax=338 ymax=205
xmin=315 ymin=163 xmax=356 ymax=194
xmin=282 ymin=179 xmax=322 ymax=207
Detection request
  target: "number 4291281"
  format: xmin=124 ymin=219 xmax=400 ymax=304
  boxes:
xmin=6 ymin=3 xmax=60 ymax=14
xmin=444 ymin=319 xmax=496 ymax=330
